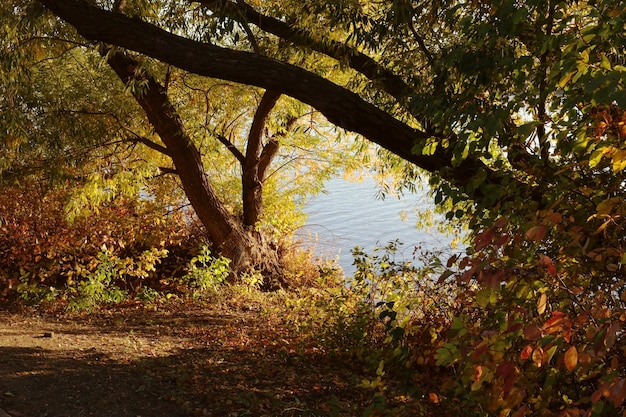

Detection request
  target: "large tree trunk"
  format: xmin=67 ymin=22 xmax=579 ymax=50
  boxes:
xmin=105 ymin=50 xmax=285 ymax=287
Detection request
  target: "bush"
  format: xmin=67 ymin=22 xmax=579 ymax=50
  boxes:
xmin=0 ymin=181 xmax=205 ymax=305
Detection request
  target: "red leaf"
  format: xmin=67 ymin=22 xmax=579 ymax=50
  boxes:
xmin=460 ymin=265 xmax=478 ymax=283
xmin=609 ymin=378 xmax=626 ymax=407
xmin=494 ymin=217 xmax=508 ymax=228
xmin=496 ymin=361 xmax=515 ymax=378
xmin=502 ymin=373 xmax=517 ymax=399
xmin=523 ymin=325 xmax=542 ymax=341
xmin=521 ymin=344 xmax=533 ymax=361
xmin=474 ymin=230 xmax=494 ymax=251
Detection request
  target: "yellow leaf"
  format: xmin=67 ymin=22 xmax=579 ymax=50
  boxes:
xmin=537 ymin=293 xmax=547 ymax=315
xmin=532 ymin=347 xmax=544 ymax=367
xmin=564 ymin=345 xmax=578 ymax=371
xmin=596 ymin=197 xmax=622 ymax=215
xmin=612 ymin=149 xmax=626 ymax=171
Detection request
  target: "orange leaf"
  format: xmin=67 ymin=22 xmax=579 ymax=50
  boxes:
xmin=526 ymin=225 xmax=547 ymax=241
xmin=605 ymin=322 xmax=620 ymax=349
xmin=474 ymin=365 xmax=483 ymax=382
xmin=564 ymin=345 xmax=578 ymax=371
xmin=592 ymin=382 xmax=611 ymax=403
xmin=539 ymin=254 xmax=557 ymax=276
xmin=429 ymin=392 xmax=439 ymax=403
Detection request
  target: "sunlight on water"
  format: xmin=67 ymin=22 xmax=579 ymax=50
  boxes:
xmin=300 ymin=176 xmax=456 ymax=276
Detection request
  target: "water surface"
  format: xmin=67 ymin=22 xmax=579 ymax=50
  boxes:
xmin=301 ymin=176 xmax=455 ymax=276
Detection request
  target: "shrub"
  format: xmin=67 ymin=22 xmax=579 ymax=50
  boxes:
xmin=0 ymin=181 xmax=204 ymax=304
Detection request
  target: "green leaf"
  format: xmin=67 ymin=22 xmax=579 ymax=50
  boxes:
xmin=476 ymin=288 xmax=497 ymax=308
xmin=589 ymin=148 xmax=605 ymax=168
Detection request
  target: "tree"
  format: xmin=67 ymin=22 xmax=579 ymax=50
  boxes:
xmin=4 ymin=0 xmax=626 ymax=413
xmin=6 ymin=1 xmax=625 ymax=277
xmin=2 ymin=0 xmax=361 ymax=287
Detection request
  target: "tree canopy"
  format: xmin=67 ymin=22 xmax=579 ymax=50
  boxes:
xmin=21 ymin=0 xmax=623 ymax=202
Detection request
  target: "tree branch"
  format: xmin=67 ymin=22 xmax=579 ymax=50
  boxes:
xmin=157 ymin=166 xmax=177 ymax=176
xmin=258 ymin=116 xmax=297 ymax=181
xmin=213 ymin=130 xmax=245 ymax=163
xmin=128 ymin=132 xmax=172 ymax=157
xmin=258 ymin=139 xmax=279 ymax=181
xmin=38 ymin=0 xmax=518 ymax=201
xmin=246 ymin=90 xmax=281 ymax=163
xmin=195 ymin=0 xmax=413 ymax=102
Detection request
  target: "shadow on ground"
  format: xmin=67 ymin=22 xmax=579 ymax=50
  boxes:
xmin=0 ymin=306 xmax=368 ymax=417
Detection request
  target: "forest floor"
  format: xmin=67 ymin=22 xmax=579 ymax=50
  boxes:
xmin=0 ymin=292 xmax=400 ymax=417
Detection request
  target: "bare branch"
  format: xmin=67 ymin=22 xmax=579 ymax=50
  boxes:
xmin=212 ymin=129 xmax=245 ymax=163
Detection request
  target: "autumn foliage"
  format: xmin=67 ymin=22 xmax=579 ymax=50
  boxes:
xmin=0 ymin=181 xmax=205 ymax=302
xmin=354 ymin=107 xmax=626 ymax=415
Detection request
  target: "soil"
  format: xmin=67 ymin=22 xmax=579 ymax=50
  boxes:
xmin=0 ymin=298 xmax=374 ymax=417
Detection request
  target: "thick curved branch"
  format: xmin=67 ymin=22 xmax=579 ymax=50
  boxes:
xmin=103 ymin=48 xmax=239 ymax=246
xmin=38 ymin=0 xmax=512 ymax=199
xmin=195 ymin=0 xmax=412 ymax=102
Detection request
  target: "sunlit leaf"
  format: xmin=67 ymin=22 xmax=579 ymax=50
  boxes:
xmin=564 ymin=345 xmax=578 ymax=371
xmin=526 ymin=225 xmax=546 ymax=241
xmin=532 ymin=347 xmax=544 ymax=367
xmin=537 ymin=293 xmax=547 ymax=315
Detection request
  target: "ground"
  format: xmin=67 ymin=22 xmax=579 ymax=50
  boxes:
xmin=0 ymin=295 xmax=376 ymax=417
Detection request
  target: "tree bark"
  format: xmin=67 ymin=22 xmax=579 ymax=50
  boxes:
xmin=194 ymin=0 xmax=412 ymax=102
xmin=38 ymin=0 xmax=500 ymax=196
xmin=242 ymin=90 xmax=281 ymax=228
xmin=104 ymin=49 xmax=284 ymax=286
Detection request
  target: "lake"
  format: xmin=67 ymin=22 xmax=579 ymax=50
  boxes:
xmin=300 ymin=175 xmax=457 ymax=276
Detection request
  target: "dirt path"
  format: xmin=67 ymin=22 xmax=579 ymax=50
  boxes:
xmin=0 ymin=301 xmax=370 ymax=417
